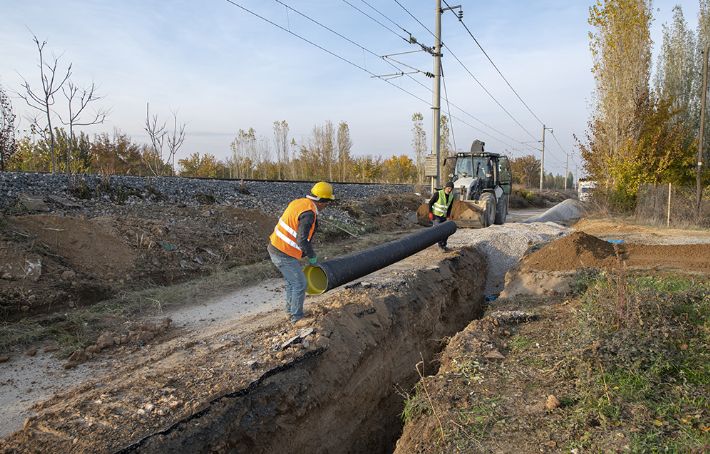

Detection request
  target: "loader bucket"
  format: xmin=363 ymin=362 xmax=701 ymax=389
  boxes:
xmin=416 ymin=200 xmax=485 ymax=228
xmin=449 ymin=200 xmax=485 ymax=228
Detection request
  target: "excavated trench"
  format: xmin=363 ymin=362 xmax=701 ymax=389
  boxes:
xmin=125 ymin=247 xmax=487 ymax=453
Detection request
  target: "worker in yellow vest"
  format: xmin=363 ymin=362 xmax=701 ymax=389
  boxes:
xmin=427 ymin=181 xmax=455 ymax=251
xmin=268 ymin=181 xmax=335 ymax=323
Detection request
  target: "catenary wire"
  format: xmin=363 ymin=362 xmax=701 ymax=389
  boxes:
xmin=283 ymin=0 xmax=534 ymax=149
xmin=392 ymin=0 xmax=540 ymax=142
xmin=440 ymin=62 xmax=457 ymax=152
xmin=223 ymin=0 xmax=432 ymax=107
xmin=442 ymin=0 xmax=545 ymax=126
xmin=225 ymin=0 xmax=532 ymax=154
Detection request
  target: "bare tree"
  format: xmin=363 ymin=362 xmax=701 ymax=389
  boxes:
xmin=166 ymin=110 xmax=186 ymax=174
xmin=0 ymin=84 xmax=17 ymax=171
xmin=17 ymin=34 xmax=72 ymax=173
xmin=59 ymin=81 xmax=107 ymax=174
xmin=273 ymin=120 xmax=289 ymax=180
xmin=143 ymin=103 xmax=185 ymax=176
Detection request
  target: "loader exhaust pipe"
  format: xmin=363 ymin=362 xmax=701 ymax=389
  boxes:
xmin=304 ymin=222 xmax=457 ymax=294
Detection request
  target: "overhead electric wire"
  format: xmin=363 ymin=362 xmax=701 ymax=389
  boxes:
xmin=273 ymin=0 xmax=433 ymax=81
xmin=301 ymin=0 xmax=535 ymax=149
xmin=440 ymin=62 xmax=457 ymax=152
xmin=358 ymin=0 xmax=412 ymax=37
xmin=223 ymin=0 xmax=432 ymax=107
xmin=339 ymin=0 xmax=410 ymax=42
xmin=344 ymin=0 xmax=537 ymax=148
xmin=442 ymin=0 xmax=545 ymax=126
xmin=226 ymin=0 xmax=532 ymax=154
xmin=392 ymin=0 xmax=540 ymax=142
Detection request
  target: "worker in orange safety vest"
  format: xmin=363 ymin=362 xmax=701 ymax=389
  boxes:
xmin=268 ymin=181 xmax=335 ymax=323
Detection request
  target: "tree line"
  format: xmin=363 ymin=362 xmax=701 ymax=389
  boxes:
xmin=0 ymin=33 xmax=568 ymax=187
xmin=580 ymin=0 xmax=710 ymax=210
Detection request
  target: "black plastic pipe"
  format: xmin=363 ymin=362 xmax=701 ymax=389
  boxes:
xmin=304 ymin=221 xmax=457 ymax=294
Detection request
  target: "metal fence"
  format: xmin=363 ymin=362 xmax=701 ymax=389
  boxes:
xmin=635 ymin=183 xmax=710 ymax=228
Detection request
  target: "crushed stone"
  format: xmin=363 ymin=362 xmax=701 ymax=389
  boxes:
xmin=447 ymin=221 xmax=570 ymax=294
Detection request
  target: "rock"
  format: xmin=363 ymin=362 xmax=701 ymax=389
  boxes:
xmin=61 ymin=270 xmax=77 ymax=281
xmin=1 ymin=272 xmax=12 ymax=280
xmin=484 ymin=349 xmax=505 ymax=360
xmin=96 ymin=332 xmax=116 ymax=350
xmin=0 ymin=355 xmax=10 ymax=363
xmin=43 ymin=345 xmax=59 ymax=353
xmin=66 ymin=349 xmax=89 ymax=365
xmin=25 ymin=347 xmax=38 ymax=357
xmin=18 ymin=194 xmax=50 ymax=212
xmin=247 ymin=360 xmax=259 ymax=370
xmin=24 ymin=258 xmax=42 ymax=282
xmin=545 ymin=394 xmax=560 ymax=410
xmin=85 ymin=345 xmax=100 ymax=355
xmin=314 ymin=335 xmax=330 ymax=349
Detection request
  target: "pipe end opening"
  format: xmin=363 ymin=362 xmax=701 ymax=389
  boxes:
xmin=304 ymin=265 xmax=328 ymax=295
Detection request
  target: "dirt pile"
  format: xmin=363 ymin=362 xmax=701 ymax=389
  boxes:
xmin=0 ymin=246 xmax=487 ymax=453
xmin=0 ymin=192 xmax=422 ymax=321
xmin=521 ymin=231 xmax=617 ymax=271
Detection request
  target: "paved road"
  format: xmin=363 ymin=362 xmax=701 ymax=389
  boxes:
xmin=507 ymin=207 xmax=549 ymax=223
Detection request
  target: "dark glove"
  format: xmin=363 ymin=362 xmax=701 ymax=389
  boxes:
xmin=308 ymin=256 xmax=317 ymax=265
xmin=428 ymin=212 xmax=434 ymax=221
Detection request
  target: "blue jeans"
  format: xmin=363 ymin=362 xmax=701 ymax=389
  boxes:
xmin=268 ymin=247 xmax=306 ymax=321
xmin=433 ymin=216 xmax=448 ymax=248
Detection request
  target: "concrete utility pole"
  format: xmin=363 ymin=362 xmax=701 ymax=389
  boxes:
xmin=564 ymin=151 xmax=569 ymax=190
xmin=432 ymin=0 xmax=442 ymax=187
xmin=697 ymin=44 xmax=709 ymax=218
xmin=539 ymin=125 xmax=551 ymax=190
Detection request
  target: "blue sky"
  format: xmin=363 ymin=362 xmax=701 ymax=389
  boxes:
xmin=0 ymin=0 xmax=702 ymax=177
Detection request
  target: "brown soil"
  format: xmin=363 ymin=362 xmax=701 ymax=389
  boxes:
xmin=0 ymin=194 xmax=418 ymax=321
xmin=519 ymin=231 xmax=710 ymax=274
xmin=521 ymin=231 xmax=618 ymax=271
xmin=0 ymin=205 xmax=277 ymax=320
xmin=0 ymin=246 xmax=486 ymax=453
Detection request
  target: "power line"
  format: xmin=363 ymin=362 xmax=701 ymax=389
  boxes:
xmin=224 ymin=0 xmax=432 ymax=105
xmin=442 ymin=0 xmax=545 ymax=126
xmin=227 ymin=0 xmax=535 ymax=155
xmin=273 ymin=0 xmax=433 ymax=80
xmin=358 ymin=0 xmax=412 ymax=37
xmin=343 ymin=0 xmax=536 ymax=149
xmin=392 ymin=0 xmax=540 ymax=142
xmin=339 ymin=0 xmax=410 ymax=42
xmin=440 ymin=62 xmax=457 ymax=152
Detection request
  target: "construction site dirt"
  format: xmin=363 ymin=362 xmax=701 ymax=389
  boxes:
xmin=1 ymin=186 xmax=709 ymax=453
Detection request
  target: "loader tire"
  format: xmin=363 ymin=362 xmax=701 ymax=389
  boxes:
xmin=480 ymin=193 xmax=496 ymax=227
xmin=494 ymin=193 xmax=508 ymax=225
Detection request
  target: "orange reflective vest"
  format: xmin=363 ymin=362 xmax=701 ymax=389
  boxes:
xmin=269 ymin=198 xmax=318 ymax=259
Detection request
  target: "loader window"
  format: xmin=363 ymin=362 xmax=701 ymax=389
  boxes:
xmin=454 ymin=157 xmax=474 ymax=177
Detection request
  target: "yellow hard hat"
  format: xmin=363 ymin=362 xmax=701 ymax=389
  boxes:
xmin=310 ymin=181 xmax=335 ymax=201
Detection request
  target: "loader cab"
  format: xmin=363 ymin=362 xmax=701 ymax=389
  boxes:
xmin=451 ymin=152 xmax=512 ymax=199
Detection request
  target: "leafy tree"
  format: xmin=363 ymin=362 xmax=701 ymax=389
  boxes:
xmin=382 ymin=155 xmax=417 ymax=183
xmin=336 ymin=121 xmax=352 ymax=182
xmin=178 ymin=152 xmax=223 ymax=178
xmin=510 ymin=154 xmax=541 ymax=188
xmin=582 ymin=0 xmax=653 ymax=208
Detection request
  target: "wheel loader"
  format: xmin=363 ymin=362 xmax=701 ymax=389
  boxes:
xmin=417 ymin=139 xmax=513 ymax=228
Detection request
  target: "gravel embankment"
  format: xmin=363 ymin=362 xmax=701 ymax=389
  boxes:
xmin=448 ymin=221 xmax=570 ymax=294
xmin=0 ymin=172 xmax=414 ymax=224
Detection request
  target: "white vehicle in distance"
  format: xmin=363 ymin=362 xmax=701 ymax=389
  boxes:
xmin=578 ymin=179 xmax=596 ymax=202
